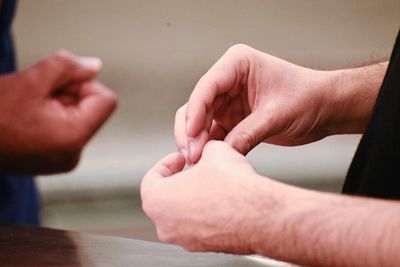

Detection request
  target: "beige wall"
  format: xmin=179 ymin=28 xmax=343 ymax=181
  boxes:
xmin=14 ymin=0 xmax=400 ymax=131
xmin=12 ymin=0 xmax=400 ymax=194
xmin=12 ymin=0 xmax=400 ymax=236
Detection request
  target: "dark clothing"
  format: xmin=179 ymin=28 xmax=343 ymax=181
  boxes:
xmin=0 ymin=0 xmax=40 ymax=224
xmin=0 ymin=0 xmax=16 ymax=73
xmin=343 ymin=30 xmax=400 ymax=199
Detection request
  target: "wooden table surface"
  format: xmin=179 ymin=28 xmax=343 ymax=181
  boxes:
xmin=0 ymin=224 xmax=295 ymax=267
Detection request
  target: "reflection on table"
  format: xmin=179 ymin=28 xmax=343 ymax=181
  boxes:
xmin=0 ymin=225 xmax=296 ymax=267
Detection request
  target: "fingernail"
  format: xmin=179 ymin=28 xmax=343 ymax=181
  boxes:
xmin=79 ymin=57 xmax=102 ymax=70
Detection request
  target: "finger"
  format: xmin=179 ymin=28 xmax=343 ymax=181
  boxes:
xmin=186 ymin=103 xmax=217 ymax=164
xmin=187 ymin=120 xmax=227 ymax=164
xmin=174 ymin=104 xmax=189 ymax=160
xmin=201 ymin=140 xmax=240 ymax=160
xmin=208 ymin=121 xmax=227 ymax=141
xmin=176 ymin=103 xmax=221 ymax=165
xmin=224 ymin=110 xmax=277 ymax=155
xmin=185 ymin=46 xmax=252 ymax=163
xmin=200 ymin=140 xmax=256 ymax=174
xmin=143 ymin=152 xmax=186 ymax=183
xmin=75 ymin=81 xmax=117 ymax=140
xmin=185 ymin=51 xmax=247 ymax=138
xmin=28 ymin=50 xmax=102 ymax=93
xmin=187 ymin=129 xmax=209 ymax=164
xmin=52 ymin=83 xmax=81 ymax=105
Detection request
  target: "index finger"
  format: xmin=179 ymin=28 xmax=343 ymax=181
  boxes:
xmin=175 ymin=104 xmax=189 ymax=160
xmin=185 ymin=44 xmax=252 ymax=138
xmin=76 ymin=81 xmax=117 ymax=140
xmin=28 ymin=50 xmax=102 ymax=93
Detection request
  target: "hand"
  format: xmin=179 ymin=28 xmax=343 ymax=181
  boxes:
xmin=141 ymin=141 xmax=282 ymax=254
xmin=0 ymin=50 xmax=117 ymax=174
xmin=142 ymin=141 xmax=400 ymax=266
xmin=175 ymin=44 xmax=344 ymax=164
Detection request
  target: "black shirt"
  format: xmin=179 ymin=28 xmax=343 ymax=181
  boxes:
xmin=343 ymin=30 xmax=400 ymax=199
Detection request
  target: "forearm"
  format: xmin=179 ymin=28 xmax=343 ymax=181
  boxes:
xmin=324 ymin=62 xmax=388 ymax=135
xmin=252 ymin=180 xmax=400 ymax=267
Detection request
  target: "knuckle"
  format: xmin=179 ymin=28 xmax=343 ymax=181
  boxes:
xmin=102 ymin=88 xmax=118 ymax=109
xmin=227 ymin=43 xmax=252 ymax=54
xmin=15 ymin=69 xmax=39 ymax=91
xmin=50 ymin=49 xmax=75 ymax=69
xmin=235 ymin=130 xmax=256 ymax=154
xmin=20 ymin=61 xmax=50 ymax=90
xmin=225 ymin=44 xmax=255 ymax=68
xmin=92 ymin=82 xmax=119 ymax=110
xmin=53 ymin=49 xmax=74 ymax=62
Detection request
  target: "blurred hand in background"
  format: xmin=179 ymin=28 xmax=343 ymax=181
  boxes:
xmin=0 ymin=50 xmax=117 ymax=174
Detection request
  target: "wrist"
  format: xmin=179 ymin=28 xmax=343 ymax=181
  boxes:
xmin=251 ymin=179 xmax=400 ymax=267
xmin=325 ymin=63 xmax=387 ymax=135
xmin=247 ymin=176 xmax=309 ymax=257
xmin=250 ymin=178 xmax=334 ymax=263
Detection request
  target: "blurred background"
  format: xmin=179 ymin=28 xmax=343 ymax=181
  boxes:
xmin=14 ymin=0 xmax=400 ymax=241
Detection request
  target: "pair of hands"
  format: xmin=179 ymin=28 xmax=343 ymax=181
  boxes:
xmin=0 ymin=50 xmax=117 ymax=174
xmin=141 ymin=44 xmax=369 ymax=253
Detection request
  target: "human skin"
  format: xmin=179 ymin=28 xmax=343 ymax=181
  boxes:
xmin=0 ymin=50 xmax=117 ymax=174
xmin=174 ymin=44 xmax=388 ymax=164
xmin=141 ymin=141 xmax=400 ymax=267
xmin=141 ymin=45 xmax=395 ymax=266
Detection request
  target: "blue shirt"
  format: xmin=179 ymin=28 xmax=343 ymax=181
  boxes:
xmin=0 ymin=0 xmax=40 ymax=225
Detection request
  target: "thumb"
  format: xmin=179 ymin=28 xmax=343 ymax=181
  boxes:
xmin=142 ymin=153 xmax=186 ymax=184
xmin=224 ymin=111 xmax=275 ymax=155
xmin=29 ymin=50 xmax=102 ymax=93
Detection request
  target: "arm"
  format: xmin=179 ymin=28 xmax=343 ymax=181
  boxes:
xmin=327 ymin=62 xmax=388 ymax=135
xmin=141 ymin=141 xmax=400 ymax=267
xmin=174 ymin=44 xmax=388 ymax=163
xmin=254 ymin=177 xmax=400 ymax=267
